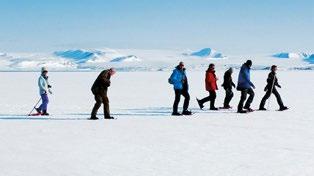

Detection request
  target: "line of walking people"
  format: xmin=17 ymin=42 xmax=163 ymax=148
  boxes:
xmin=32 ymin=60 xmax=288 ymax=119
xmin=168 ymin=60 xmax=288 ymax=116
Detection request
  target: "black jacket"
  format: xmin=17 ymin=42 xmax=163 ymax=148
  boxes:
xmin=265 ymin=71 xmax=280 ymax=91
xmin=222 ymin=70 xmax=235 ymax=89
xmin=91 ymin=69 xmax=111 ymax=94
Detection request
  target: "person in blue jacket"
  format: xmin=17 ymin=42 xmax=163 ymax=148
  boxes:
xmin=237 ymin=60 xmax=255 ymax=113
xmin=169 ymin=62 xmax=192 ymax=116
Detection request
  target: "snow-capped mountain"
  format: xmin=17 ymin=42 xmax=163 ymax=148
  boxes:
xmin=0 ymin=48 xmax=313 ymax=71
xmin=110 ymin=55 xmax=141 ymax=62
xmin=184 ymin=48 xmax=225 ymax=58
xmin=272 ymin=52 xmax=308 ymax=59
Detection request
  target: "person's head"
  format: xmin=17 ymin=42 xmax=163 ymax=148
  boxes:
xmin=228 ymin=67 xmax=233 ymax=73
xmin=245 ymin=60 xmax=252 ymax=68
xmin=41 ymin=67 xmax=48 ymax=76
xmin=208 ymin=63 xmax=215 ymax=70
xmin=108 ymin=68 xmax=116 ymax=76
xmin=271 ymin=65 xmax=277 ymax=72
xmin=178 ymin=61 xmax=185 ymax=70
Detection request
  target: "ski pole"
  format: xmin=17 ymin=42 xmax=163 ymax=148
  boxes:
xmin=267 ymin=74 xmax=276 ymax=110
xmin=28 ymin=97 xmax=42 ymax=116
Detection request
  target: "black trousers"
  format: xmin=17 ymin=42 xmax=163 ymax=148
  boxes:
xmin=224 ymin=88 xmax=234 ymax=107
xmin=259 ymin=88 xmax=284 ymax=109
xmin=173 ymin=89 xmax=190 ymax=113
xmin=199 ymin=91 xmax=217 ymax=109
xmin=91 ymin=91 xmax=110 ymax=118
xmin=238 ymin=88 xmax=255 ymax=111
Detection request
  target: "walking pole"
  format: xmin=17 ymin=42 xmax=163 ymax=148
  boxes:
xmin=28 ymin=97 xmax=42 ymax=116
xmin=267 ymin=74 xmax=276 ymax=110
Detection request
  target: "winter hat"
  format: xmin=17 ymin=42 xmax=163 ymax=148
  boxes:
xmin=41 ymin=67 xmax=48 ymax=73
xmin=246 ymin=60 xmax=252 ymax=66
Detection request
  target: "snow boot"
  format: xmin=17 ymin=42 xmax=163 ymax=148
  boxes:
xmin=279 ymin=106 xmax=288 ymax=111
xmin=196 ymin=98 xmax=204 ymax=110
xmin=172 ymin=112 xmax=182 ymax=116
xmin=90 ymin=116 xmax=99 ymax=120
xmin=210 ymin=107 xmax=219 ymax=111
xmin=237 ymin=110 xmax=248 ymax=113
xmin=244 ymin=107 xmax=254 ymax=112
xmin=259 ymin=107 xmax=267 ymax=111
xmin=182 ymin=110 xmax=192 ymax=115
xmin=35 ymin=108 xmax=41 ymax=114
xmin=105 ymin=116 xmax=115 ymax=119
xmin=41 ymin=110 xmax=49 ymax=116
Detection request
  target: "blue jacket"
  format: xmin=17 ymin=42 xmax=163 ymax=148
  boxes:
xmin=237 ymin=64 xmax=254 ymax=89
xmin=169 ymin=67 xmax=188 ymax=90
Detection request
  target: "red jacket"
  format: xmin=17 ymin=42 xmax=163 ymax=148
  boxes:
xmin=205 ymin=70 xmax=218 ymax=91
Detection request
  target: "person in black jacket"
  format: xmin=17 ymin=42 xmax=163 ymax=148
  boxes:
xmin=221 ymin=68 xmax=235 ymax=109
xmin=90 ymin=68 xmax=116 ymax=120
xmin=259 ymin=65 xmax=288 ymax=111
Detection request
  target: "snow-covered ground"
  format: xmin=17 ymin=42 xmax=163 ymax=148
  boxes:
xmin=0 ymin=70 xmax=314 ymax=176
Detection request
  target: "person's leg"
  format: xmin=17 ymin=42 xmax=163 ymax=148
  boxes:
xmin=102 ymin=96 xmax=111 ymax=118
xmin=182 ymin=90 xmax=190 ymax=111
xmin=259 ymin=90 xmax=271 ymax=109
xmin=244 ymin=88 xmax=255 ymax=109
xmin=173 ymin=89 xmax=181 ymax=113
xmin=224 ymin=89 xmax=233 ymax=107
xmin=273 ymin=88 xmax=284 ymax=108
xmin=91 ymin=94 xmax=102 ymax=118
xmin=238 ymin=89 xmax=247 ymax=112
xmin=209 ymin=91 xmax=217 ymax=109
xmin=41 ymin=94 xmax=49 ymax=111
xmin=199 ymin=93 xmax=211 ymax=106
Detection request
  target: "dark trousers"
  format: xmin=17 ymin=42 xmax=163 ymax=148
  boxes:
xmin=259 ymin=88 xmax=284 ymax=109
xmin=223 ymin=88 xmax=234 ymax=107
xmin=238 ymin=88 xmax=255 ymax=111
xmin=199 ymin=91 xmax=216 ymax=109
xmin=91 ymin=91 xmax=110 ymax=118
xmin=173 ymin=89 xmax=190 ymax=113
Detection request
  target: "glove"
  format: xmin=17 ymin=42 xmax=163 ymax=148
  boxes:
xmin=252 ymin=85 xmax=256 ymax=89
xmin=278 ymin=85 xmax=282 ymax=88
xmin=48 ymin=89 xmax=53 ymax=94
xmin=264 ymin=86 xmax=268 ymax=92
xmin=48 ymin=85 xmax=52 ymax=88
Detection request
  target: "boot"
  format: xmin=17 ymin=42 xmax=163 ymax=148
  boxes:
xmin=259 ymin=107 xmax=267 ymax=111
xmin=42 ymin=110 xmax=49 ymax=116
xmin=182 ymin=110 xmax=192 ymax=115
xmin=35 ymin=108 xmax=41 ymax=114
xmin=279 ymin=106 xmax=288 ymax=111
xmin=172 ymin=112 xmax=182 ymax=116
xmin=105 ymin=116 xmax=115 ymax=119
xmin=90 ymin=116 xmax=99 ymax=120
xmin=196 ymin=98 xmax=204 ymax=109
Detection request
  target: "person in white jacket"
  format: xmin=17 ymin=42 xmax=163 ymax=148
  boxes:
xmin=35 ymin=67 xmax=52 ymax=115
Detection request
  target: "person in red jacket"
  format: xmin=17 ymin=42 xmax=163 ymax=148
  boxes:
xmin=197 ymin=63 xmax=218 ymax=110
